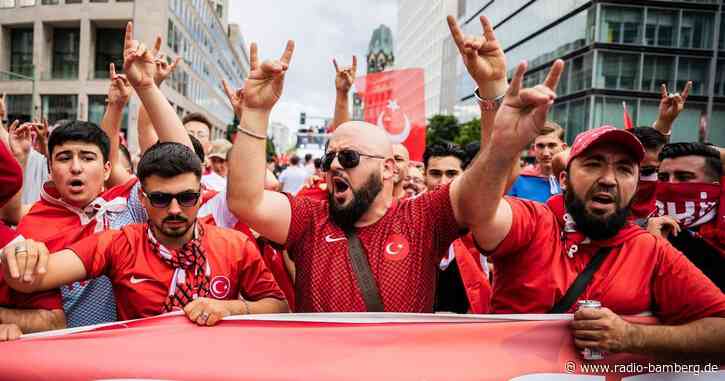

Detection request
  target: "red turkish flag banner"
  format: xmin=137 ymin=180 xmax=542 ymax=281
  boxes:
xmin=357 ymin=69 xmax=426 ymax=161
xmin=1 ymin=313 xmax=721 ymax=380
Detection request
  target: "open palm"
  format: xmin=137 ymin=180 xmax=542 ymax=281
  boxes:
xmin=242 ymin=41 xmax=295 ymax=111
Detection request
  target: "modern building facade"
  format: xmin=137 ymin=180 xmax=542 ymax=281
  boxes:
xmin=396 ymin=0 xmax=461 ymax=119
xmin=453 ymin=0 xmax=725 ymax=145
xmin=0 ymin=0 xmax=248 ymax=154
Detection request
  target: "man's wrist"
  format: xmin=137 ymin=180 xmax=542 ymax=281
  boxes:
xmin=476 ymin=78 xmax=508 ymax=99
xmin=134 ymin=83 xmax=159 ymax=97
xmin=624 ymin=322 xmax=646 ymax=353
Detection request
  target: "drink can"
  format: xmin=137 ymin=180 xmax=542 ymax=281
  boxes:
xmin=577 ymin=300 xmax=604 ymax=360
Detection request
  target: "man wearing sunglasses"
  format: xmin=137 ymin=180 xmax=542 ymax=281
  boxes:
xmin=2 ymin=142 xmax=288 ymax=326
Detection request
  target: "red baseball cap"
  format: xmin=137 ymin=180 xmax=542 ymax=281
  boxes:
xmin=567 ymin=125 xmax=645 ymax=167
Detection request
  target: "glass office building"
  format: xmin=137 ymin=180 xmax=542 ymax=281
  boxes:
xmin=453 ymin=0 xmax=725 ymax=145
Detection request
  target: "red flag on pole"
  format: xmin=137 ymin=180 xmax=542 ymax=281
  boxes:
xmin=623 ymin=101 xmax=634 ymax=130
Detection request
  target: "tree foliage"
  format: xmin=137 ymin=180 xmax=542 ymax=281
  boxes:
xmin=426 ymin=114 xmax=459 ymax=146
xmin=455 ymin=117 xmax=481 ymax=147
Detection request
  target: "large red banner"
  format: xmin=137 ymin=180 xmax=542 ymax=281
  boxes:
xmin=357 ymin=69 xmax=426 ymax=161
xmin=0 ymin=313 xmax=721 ymax=380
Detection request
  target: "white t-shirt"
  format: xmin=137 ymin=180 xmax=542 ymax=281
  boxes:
xmin=278 ymin=165 xmax=310 ymax=195
xmin=22 ymin=149 xmax=49 ymax=204
xmin=201 ymin=171 xmax=226 ymax=192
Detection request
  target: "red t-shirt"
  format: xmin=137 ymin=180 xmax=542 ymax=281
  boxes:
xmin=0 ymin=140 xmax=22 ymax=207
xmin=286 ymin=184 xmax=461 ymax=312
xmin=0 ymin=224 xmax=62 ymax=310
xmin=67 ymin=223 xmax=285 ymax=321
xmin=487 ymin=197 xmax=725 ymax=324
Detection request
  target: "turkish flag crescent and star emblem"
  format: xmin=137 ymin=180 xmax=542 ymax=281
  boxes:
xmin=210 ymin=276 xmax=230 ymax=299
xmin=383 ymin=234 xmax=410 ymax=262
xmin=357 ymin=68 xmax=426 ymax=161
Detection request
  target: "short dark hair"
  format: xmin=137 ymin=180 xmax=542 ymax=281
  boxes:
xmin=305 ymin=153 xmax=313 ymax=162
xmin=542 ymin=121 xmax=565 ymax=141
xmin=314 ymin=157 xmax=322 ymax=169
xmin=659 ymin=142 xmax=723 ymax=181
xmin=48 ymin=121 xmax=110 ymax=162
xmin=631 ymin=127 xmax=667 ymax=151
xmin=137 ymin=142 xmax=202 ymax=185
xmin=423 ymin=142 xmax=466 ymax=169
xmin=289 ymin=155 xmax=301 ymax=166
xmin=463 ymin=141 xmax=481 ymax=169
xmin=182 ymin=112 xmax=212 ymax=133
xmin=187 ymin=134 xmax=206 ymax=162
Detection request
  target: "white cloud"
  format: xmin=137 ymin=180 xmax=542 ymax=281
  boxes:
xmin=228 ymin=0 xmax=398 ymax=132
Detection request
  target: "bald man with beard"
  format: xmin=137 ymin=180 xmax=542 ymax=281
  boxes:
xmin=392 ymin=144 xmax=410 ymax=199
xmin=224 ymin=33 xmax=513 ymax=312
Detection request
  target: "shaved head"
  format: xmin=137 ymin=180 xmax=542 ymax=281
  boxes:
xmin=331 ymin=121 xmax=393 ymax=157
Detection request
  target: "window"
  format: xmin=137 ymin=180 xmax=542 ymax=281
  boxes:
xmin=41 ymin=0 xmax=58 ymax=4
xmin=41 ymin=95 xmax=77 ymax=124
xmin=680 ymin=11 xmax=715 ymax=49
xmin=95 ymin=28 xmax=124 ymax=79
xmin=599 ymin=6 xmax=643 ymax=44
xmin=641 ymin=55 xmax=675 ymax=92
xmin=645 ymin=9 xmax=677 ymax=47
xmin=10 ymin=29 xmax=33 ymax=77
xmin=88 ymin=95 xmax=128 ymax=133
xmin=0 ymin=0 xmax=16 ymax=8
xmin=65 ymin=0 xmax=81 ymax=3
xmin=569 ymin=53 xmax=593 ymax=93
xmin=716 ymin=60 xmax=725 ymax=96
xmin=6 ymin=95 xmax=32 ymax=124
xmin=52 ymin=28 xmax=80 ymax=79
xmin=593 ymin=96 xmax=638 ymax=129
xmin=677 ymin=57 xmax=709 ymax=95
xmin=597 ymin=52 xmax=640 ymax=90
xmin=18 ymin=0 xmax=34 ymax=6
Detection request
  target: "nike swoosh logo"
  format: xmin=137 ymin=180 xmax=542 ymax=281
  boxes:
xmin=324 ymin=234 xmax=346 ymax=243
xmin=130 ymin=275 xmax=152 ymax=285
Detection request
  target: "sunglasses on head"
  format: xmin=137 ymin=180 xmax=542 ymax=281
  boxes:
xmin=322 ymin=149 xmax=385 ymax=171
xmin=142 ymin=190 xmax=201 ymax=208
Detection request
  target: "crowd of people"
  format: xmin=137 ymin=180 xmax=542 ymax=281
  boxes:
xmin=0 ymin=15 xmax=723 ymax=361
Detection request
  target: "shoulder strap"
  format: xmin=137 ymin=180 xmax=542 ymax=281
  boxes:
xmin=549 ymin=246 xmax=612 ymax=314
xmin=345 ymin=230 xmax=384 ymax=312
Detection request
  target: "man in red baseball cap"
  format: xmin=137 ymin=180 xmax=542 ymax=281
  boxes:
xmin=469 ymin=90 xmax=725 ymax=358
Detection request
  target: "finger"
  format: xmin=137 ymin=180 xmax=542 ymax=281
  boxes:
xmin=660 ymin=83 xmax=667 ymax=99
xmin=9 ymin=326 xmax=21 ymax=341
xmin=16 ymin=246 xmax=27 ymax=282
xmin=574 ymin=307 xmax=606 ymax=320
xmin=206 ymin=313 xmax=221 ymax=326
xmin=573 ymin=330 xmax=604 ymax=341
xmin=574 ymin=339 xmax=601 ymax=351
xmin=352 ymin=55 xmax=357 ymax=73
xmin=36 ymin=242 xmax=48 ymax=275
xmin=196 ymin=311 xmax=209 ymax=326
xmin=4 ymin=246 xmax=20 ymax=279
xmin=446 ymin=15 xmax=465 ymax=51
xmin=480 ymin=15 xmax=496 ymax=42
xmin=681 ymin=81 xmax=691 ymax=101
xmin=183 ymin=299 xmax=198 ymax=316
xmin=571 ymin=319 xmax=605 ymax=331
xmin=343 ymin=72 xmax=353 ymax=85
xmin=261 ymin=60 xmax=284 ymax=74
xmin=124 ymin=22 xmax=134 ymax=50
xmin=543 ymin=59 xmax=565 ymax=91
xmin=135 ymin=43 xmax=146 ymax=58
xmin=110 ymin=62 xmax=116 ymax=78
xmin=332 ymin=58 xmax=340 ymax=72
xmin=673 ymin=95 xmax=683 ymax=107
xmin=519 ymin=87 xmax=554 ymax=107
xmin=23 ymin=243 xmax=38 ymax=282
xmin=170 ymin=56 xmax=181 ymax=70
xmin=507 ymin=61 xmax=527 ymax=97
xmin=249 ymin=42 xmax=258 ymax=70
xmin=280 ymin=40 xmax=295 ymax=66
xmin=8 ymin=120 xmax=19 ymax=133
xmin=152 ymin=35 xmax=162 ymax=57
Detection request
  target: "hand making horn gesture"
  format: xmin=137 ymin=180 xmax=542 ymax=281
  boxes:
xmin=333 ymin=56 xmax=357 ymax=94
xmin=447 ymin=15 xmax=507 ymax=97
xmin=493 ymin=59 xmax=565 ymax=153
xmin=123 ymin=22 xmax=157 ymax=90
xmin=222 ymin=79 xmax=245 ymax=120
xmin=658 ymin=81 xmax=691 ymax=124
xmin=107 ymin=63 xmax=132 ymax=107
xmin=242 ymin=40 xmax=295 ymax=112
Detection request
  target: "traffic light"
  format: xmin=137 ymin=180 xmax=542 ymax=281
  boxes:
xmin=300 ymin=112 xmax=306 ymax=125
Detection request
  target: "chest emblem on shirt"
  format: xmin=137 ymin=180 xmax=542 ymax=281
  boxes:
xmin=210 ymin=276 xmax=230 ymax=299
xmin=384 ymin=234 xmax=410 ymax=262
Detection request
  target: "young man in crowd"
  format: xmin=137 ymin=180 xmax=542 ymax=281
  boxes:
xmin=392 ymin=144 xmax=410 ymax=199
xmin=2 ymin=142 xmax=288 ymax=325
xmin=14 ymin=23 xmax=193 ymax=328
xmin=507 ymin=122 xmax=566 ymax=203
xmin=182 ymin=113 xmax=213 ymax=161
xmin=0 ymin=128 xmax=65 ymax=341
xmin=647 ymin=142 xmax=724 ymax=291
xmin=201 ymin=139 xmax=232 ymax=192
xmin=402 ymin=165 xmax=425 ymax=198
xmin=452 ymin=15 xmax=725 ymax=356
xmin=423 ymin=143 xmax=466 ymax=191
xmin=223 ymin=14 xmax=513 ymax=312
xmin=278 ymin=155 xmax=310 ymax=196
xmin=628 ymin=127 xmax=668 ymax=222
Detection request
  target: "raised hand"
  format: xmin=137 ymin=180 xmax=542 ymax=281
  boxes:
xmin=242 ymin=40 xmax=295 ymax=111
xmin=658 ymin=81 xmax=691 ymax=124
xmin=8 ymin=120 xmax=32 ymax=158
xmin=32 ymin=118 xmax=49 ymax=157
xmin=154 ymin=53 xmax=181 ymax=86
xmin=447 ymin=15 xmax=507 ymax=97
xmin=333 ymin=56 xmax=357 ymax=94
xmin=107 ymin=63 xmax=132 ymax=107
xmin=122 ymin=22 xmax=157 ymax=90
xmin=222 ymin=79 xmax=245 ymax=119
xmin=493 ymin=59 xmax=564 ymax=154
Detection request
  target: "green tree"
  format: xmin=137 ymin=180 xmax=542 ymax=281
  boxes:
xmin=266 ymin=137 xmax=277 ymax=159
xmin=455 ymin=117 xmax=481 ymax=147
xmin=426 ymin=114 xmax=459 ymax=146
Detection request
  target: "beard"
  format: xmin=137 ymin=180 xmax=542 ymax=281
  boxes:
xmin=328 ymin=171 xmax=383 ymax=231
xmin=564 ymin=187 xmax=630 ymax=241
xmin=152 ymin=214 xmax=194 ymax=238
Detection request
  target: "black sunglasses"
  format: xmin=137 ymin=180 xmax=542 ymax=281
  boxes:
xmin=142 ymin=190 xmax=201 ymax=208
xmin=322 ymin=149 xmax=385 ymax=171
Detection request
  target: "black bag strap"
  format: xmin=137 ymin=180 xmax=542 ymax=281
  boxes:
xmin=345 ymin=230 xmax=384 ymax=312
xmin=549 ymin=246 xmax=612 ymax=313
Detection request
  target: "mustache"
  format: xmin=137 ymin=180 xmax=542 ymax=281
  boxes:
xmin=587 ymin=185 xmax=619 ymax=201
xmin=163 ymin=215 xmax=188 ymax=223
